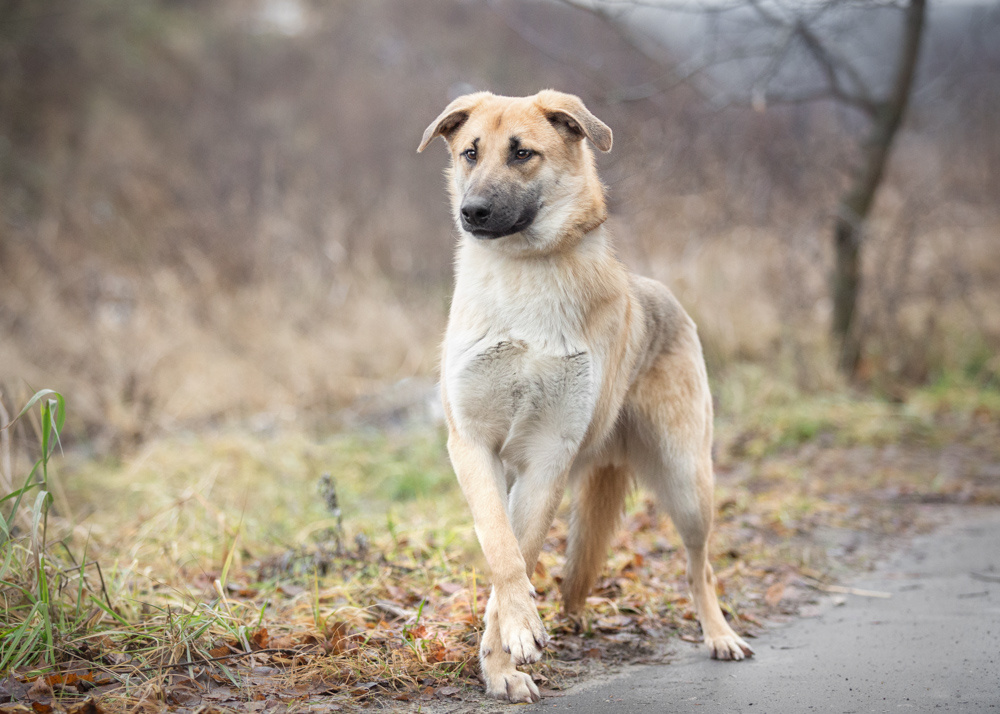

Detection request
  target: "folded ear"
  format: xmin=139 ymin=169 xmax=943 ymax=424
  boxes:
xmin=535 ymin=89 xmax=613 ymax=153
xmin=417 ymin=92 xmax=492 ymax=153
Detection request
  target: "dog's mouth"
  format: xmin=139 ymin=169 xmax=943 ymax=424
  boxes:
xmin=465 ymin=204 xmax=540 ymax=240
xmin=469 ymin=211 xmax=537 ymax=240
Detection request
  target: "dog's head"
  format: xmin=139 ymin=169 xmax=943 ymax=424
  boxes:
xmin=418 ymin=90 xmax=612 ymax=255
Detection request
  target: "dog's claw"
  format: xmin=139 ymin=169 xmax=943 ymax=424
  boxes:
xmin=487 ymin=669 xmax=539 ymax=703
xmin=707 ymin=632 xmax=755 ymax=661
xmin=500 ymin=673 xmax=540 ymax=703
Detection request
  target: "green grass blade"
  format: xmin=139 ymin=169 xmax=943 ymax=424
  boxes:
xmin=219 ymin=529 xmax=240 ymax=592
xmin=0 ymin=390 xmax=62 ymax=432
xmin=0 ymin=601 xmax=42 ymax=671
xmin=89 ymin=594 xmax=130 ymax=627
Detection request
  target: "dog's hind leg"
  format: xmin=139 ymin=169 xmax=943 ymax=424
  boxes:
xmin=560 ymin=463 xmax=631 ymax=613
xmin=629 ymin=340 xmax=754 ymax=661
xmin=655 ymin=450 xmax=754 ymax=660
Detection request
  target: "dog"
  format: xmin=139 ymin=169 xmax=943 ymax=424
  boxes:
xmin=418 ymin=90 xmax=753 ymax=703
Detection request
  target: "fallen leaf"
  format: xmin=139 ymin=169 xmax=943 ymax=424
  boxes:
xmin=26 ymin=679 xmax=51 ymax=700
xmin=436 ymin=582 xmax=462 ymax=595
xmin=202 ymin=687 xmax=237 ymax=702
xmin=226 ymin=583 xmax=259 ymax=598
xmin=373 ymin=600 xmax=413 ymax=620
xmin=765 ymin=582 xmax=786 ymax=606
xmin=595 ymin=615 xmax=634 ymax=631
xmin=425 ymin=640 xmax=448 ymax=663
xmin=251 ymin=628 xmax=270 ymax=649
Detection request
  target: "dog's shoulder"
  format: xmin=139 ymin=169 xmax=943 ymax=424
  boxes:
xmin=627 ymin=273 xmax=698 ymax=374
xmin=630 ymin=274 xmax=690 ymax=340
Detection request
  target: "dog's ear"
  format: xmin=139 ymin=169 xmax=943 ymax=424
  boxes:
xmin=536 ymin=90 xmax=613 ymax=153
xmin=417 ymin=92 xmax=491 ymax=153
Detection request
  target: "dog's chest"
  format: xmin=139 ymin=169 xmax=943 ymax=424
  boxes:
xmin=447 ymin=332 xmax=598 ymax=459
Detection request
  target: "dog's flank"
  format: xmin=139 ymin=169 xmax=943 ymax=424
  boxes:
xmin=420 ymin=90 xmax=752 ymax=704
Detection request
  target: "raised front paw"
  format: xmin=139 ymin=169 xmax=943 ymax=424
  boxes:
xmin=497 ymin=595 xmax=549 ymax=665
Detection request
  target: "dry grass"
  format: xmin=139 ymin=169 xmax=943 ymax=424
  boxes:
xmin=3 ymin=3 xmax=999 ymax=448
xmin=3 ymin=372 xmax=998 ymax=711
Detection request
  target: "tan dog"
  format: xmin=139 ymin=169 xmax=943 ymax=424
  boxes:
xmin=418 ymin=90 xmax=753 ymax=703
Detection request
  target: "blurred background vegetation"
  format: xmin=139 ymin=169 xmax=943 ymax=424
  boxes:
xmin=1 ymin=0 xmax=998 ymax=451
xmin=1 ymin=2 xmax=999 ymax=695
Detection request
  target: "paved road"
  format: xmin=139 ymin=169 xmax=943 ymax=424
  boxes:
xmin=527 ymin=507 xmax=1000 ymax=713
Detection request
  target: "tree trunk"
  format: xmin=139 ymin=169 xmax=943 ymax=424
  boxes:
xmin=832 ymin=0 xmax=926 ymax=376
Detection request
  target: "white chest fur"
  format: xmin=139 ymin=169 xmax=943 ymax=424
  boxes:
xmin=444 ymin=240 xmax=610 ymax=475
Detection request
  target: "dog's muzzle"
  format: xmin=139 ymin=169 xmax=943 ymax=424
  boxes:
xmin=460 ymin=192 xmax=540 ymax=240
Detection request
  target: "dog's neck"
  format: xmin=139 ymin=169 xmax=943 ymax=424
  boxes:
xmin=458 ymin=223 xmax=613 ymax=264
xmin=453 ymin=225 xmax=628 ymax=319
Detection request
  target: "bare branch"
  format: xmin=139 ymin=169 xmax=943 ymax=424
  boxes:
xmin=579 ymin=0 xmax=745 ymax=15
xmin=486 ymin=0 xmax=609 ymax=93
xmin=794 ymin=18 xmax=879 ymax=116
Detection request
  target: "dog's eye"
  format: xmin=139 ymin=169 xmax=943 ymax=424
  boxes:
xmin=462 ymin=148 xmax=477 ymax=162
xmin=515 ymin=149 xmax=533 ymax=161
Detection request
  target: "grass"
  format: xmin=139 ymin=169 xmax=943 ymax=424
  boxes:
xmin=1 ymin=371 xmax=999 ymax=711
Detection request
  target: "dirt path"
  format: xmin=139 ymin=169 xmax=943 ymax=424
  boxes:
xmin=526 ymin=506 xmax=1000 ymax=713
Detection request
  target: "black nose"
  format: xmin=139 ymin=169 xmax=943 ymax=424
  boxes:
xmin=461 ymin=196 xmax=493 ymax=228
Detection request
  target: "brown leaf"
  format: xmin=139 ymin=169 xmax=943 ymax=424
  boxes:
xmin=424 ymin=640 xmax=445 ymax=663
xmin=326 ymin=621 xmax=352 ymax=655
xmin=202 ymin=687 xmax=237 ymax=702
xmin=251 ymin=627 xmax=270 ymax=650
xmin=268 ymin=634 xmax=299 ymax=649
xmin=435 ymin=686 xmax=460 ymax=698
xmin=166 ymin=687 xmax=201 ymax=707
xmin=208 ymin=645 xmax=231 ymax=658
xmin=374 ymin=600 xmax=413 ymax=620
xmin=25 ymin=679 xmax=51 ymax=700
xmin=595 ymin=615 xmax=634 ymax=631
xmin=582 ymin=647 xmax=601 ymax=660
xmin=226 ymin=583 xmax=259 ymax=598
xmin=436 ymin=582 xmax=462 ymax=596
xmin=351 ymin=682 xmax=380 ymax=697
xmin=765 ymin=582 xmax=786 ymax=607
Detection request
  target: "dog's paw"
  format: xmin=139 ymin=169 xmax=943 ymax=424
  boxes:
xmin=498 ymin=598 xmax=549 ymax=665
xmin=485 ymin=670 xmax=540 ymax=703
xmin=706 ymin=631 xmax=755 ymax=661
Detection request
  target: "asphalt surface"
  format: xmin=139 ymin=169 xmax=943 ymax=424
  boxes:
xmin=527 ymin=507 xmax=1000 ymax=713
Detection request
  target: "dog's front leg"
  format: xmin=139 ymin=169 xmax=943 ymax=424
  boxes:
xmin=447 ymin=431 xmax=545 ymax=703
